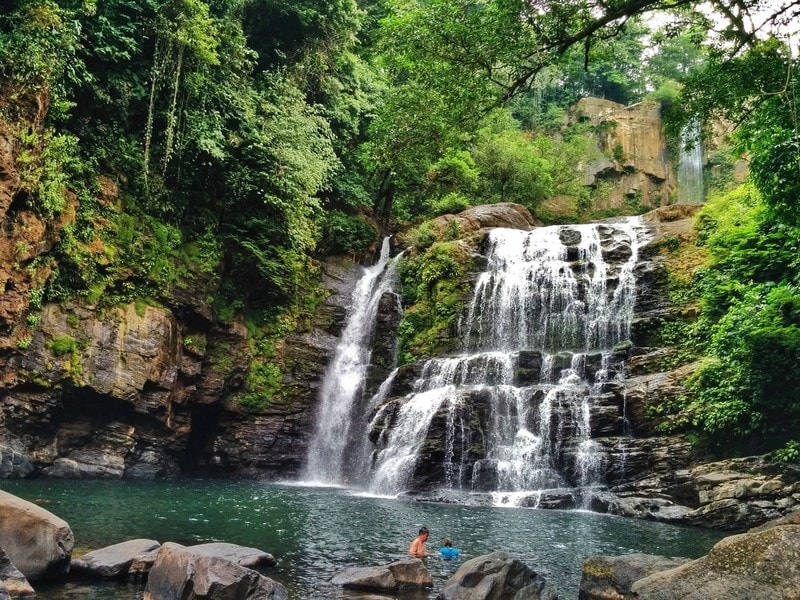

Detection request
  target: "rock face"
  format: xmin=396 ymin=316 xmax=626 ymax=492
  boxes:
xmin=70 ymin=539 xmax=161 ymax=579
xmin=144 ymin=542 xmax=287 ymax=600
xmin=572 ymin=98 xmax=674 ymax=210
xmin=436 ymin=551 xmax=558 ymax=600
xmin=630 ymin=521 xmax=800 ymax=599
xmin=0 ymin=490 xmax=74 ymax=582
xmin=330 ymin=558 xmax=432 ymax=591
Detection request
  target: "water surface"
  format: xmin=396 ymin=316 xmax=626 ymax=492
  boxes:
xmin=3 ymin=479 xmax=726 ymax=599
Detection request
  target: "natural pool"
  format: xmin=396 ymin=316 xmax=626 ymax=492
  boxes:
xmin=2 ymin=479 xmax=727 ymax=599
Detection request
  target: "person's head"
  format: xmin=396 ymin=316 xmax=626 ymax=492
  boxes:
xmin=419 ymin=527 xmax=429 ymax=539
xmin=443 ymin=537 xmax=452 ymax=547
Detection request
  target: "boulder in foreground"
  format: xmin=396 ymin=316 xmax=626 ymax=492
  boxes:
xmin=143 ymin=542 xmax=287 ymax=600
xmin=631 ymin=522 xmax=800 ymax=599
xmin=0 ymin=490 xmax=74 ymax=582
xmin=437 ymin=551 xmax=557 ymax=600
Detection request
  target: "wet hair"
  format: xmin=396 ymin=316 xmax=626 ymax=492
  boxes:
xmin=419 ymin=527 xmax=429 ymax=536
xmin=443 ymin=538 xmax=452 ymax=547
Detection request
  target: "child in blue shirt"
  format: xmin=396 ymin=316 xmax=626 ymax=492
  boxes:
xmin=439 ymin=537 xmax=460 ymax=559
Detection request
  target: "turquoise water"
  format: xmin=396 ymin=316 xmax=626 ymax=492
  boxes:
xmin=2 ymin=479 xmax=726 ymax=599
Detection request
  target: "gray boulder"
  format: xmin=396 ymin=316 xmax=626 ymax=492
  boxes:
xmin=437 ymin=551 xmax=557 ymax=600
xmin=578 ymin=554 xmax=690 ymax=599
xmin=0 ymin=490 xmax=74 ymax=581
xmin=331 ymin=558 xmax=432 ymax=591
xmin=143 ymin=542 xmax=287 ymax=600
xmin=70 ymin=539 xmax=161 ymax=579
xmin=0 ymin=545 xmax=34 ymax=597
xmin=185 ymin=542 xmax=277 ymax=568
xmin=631 ymin=523 xmax=800 ymax=599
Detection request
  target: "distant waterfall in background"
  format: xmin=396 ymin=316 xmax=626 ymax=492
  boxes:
xmin=302 ymin=238 xmax=400 ymax=485
xmin=677 ymin=120 xmax=705 ymax=203
xmin=365 ymin=219 xmax=648 ymax=506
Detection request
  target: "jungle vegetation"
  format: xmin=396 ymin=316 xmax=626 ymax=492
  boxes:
xmin=1 ymin=0 xmax=798 ymax=456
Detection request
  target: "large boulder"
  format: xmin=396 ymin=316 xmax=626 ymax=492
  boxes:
xmin=436 ymin=551 xmax=558 ymax=600
xmin=0 ymin=545 xmax=34 ymax=597
xmin=143 ymin=542 xmax=287 ymax=600
xmin=331 ymin=558 xmax=432 ymax=591
xmin=0 ymin=490 xmax=74 ymax=581
xmin=578 ymin=554 xmax=690 ymax=599
xmin=70 ymin=538 xmax=161 ymax=579
xmin=630 ymin=523 xmax=800 ymax=599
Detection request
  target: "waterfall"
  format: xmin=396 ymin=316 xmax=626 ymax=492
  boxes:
xmin=366 ymin=219 xmax=648 ymax=505
xmin=677 ymin=120 xmax=704 ymax=203
xmin=303 ymin=238 xmax=399 ymax=485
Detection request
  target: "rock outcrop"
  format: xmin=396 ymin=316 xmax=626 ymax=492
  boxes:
xmin=436 ymin=551 xmax=558 ymax=600
xmin=143 ymin=542 xmax=287 ymax=600
xmin=0 ymin=490 xmax=74 ymax=582
xmin=571 ymin=98 xmax=674 ymax=210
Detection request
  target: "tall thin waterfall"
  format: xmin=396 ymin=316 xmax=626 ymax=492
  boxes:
xmin=303 ymin=238 xmax=398 ymax=485
xmin=677 ymin=120 xmax=704 ymax=204
xmin=366 ymin=219 xmax=647 ymax=504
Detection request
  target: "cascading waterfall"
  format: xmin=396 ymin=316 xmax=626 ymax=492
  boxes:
xmin=677 ymin=119 xmax=705 ymax=204
xmin=366 ymin=219 xmax=647 ymax=505
xmin=302 ymin=238 xmax=399 ymax=485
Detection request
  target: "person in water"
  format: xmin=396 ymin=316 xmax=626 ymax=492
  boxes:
xmin=439 ymin=537 xmax=460 ymax=559
xmin=409 ymin=526 xmax=430 ymax=558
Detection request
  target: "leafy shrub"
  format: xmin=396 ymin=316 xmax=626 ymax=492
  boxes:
xmin=318 ymin=211 xmax=378 ymax=255
xmin=430 ymin=192 xmax=471 ymax=217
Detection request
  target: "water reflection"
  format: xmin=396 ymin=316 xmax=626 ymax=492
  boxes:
xmin=2 ymin=479 xmax=725 ymax=599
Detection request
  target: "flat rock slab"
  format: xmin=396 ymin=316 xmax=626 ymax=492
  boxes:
xmin=184 ymin=542 xmax=277 ymax=568
xmin=71 ymin=539 xmax=161 ymax=578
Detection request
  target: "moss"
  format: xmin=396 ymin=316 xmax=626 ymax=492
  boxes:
xmin=50 ymin=335 xmax=77 ymax=356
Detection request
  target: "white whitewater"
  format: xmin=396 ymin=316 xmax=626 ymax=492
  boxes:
xmin=366 ymin=219 xmax=647 ymax=503
xmin=303 ymin=238 xmax=396 ymax=485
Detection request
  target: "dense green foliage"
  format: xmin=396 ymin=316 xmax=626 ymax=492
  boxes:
xmin=2 ymin=0 xmax=799 ymax=450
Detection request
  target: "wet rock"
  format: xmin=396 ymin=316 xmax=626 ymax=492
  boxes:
xmin=436 ymin=551 xmax=557 ymax=600
xmin=579 ymin=553 xmax=690 ymax=599
xmin=70 ymin=539 xmax=161 ymax=579
xmin=630 ymin=523 xmax=800 ymax=599
xmin=330 ymin=558 xmax=432 ymax=591
xmin=0 ymin=490 xmax=74 ymax=581
xmin=144 ymin=542 xmax=287 ymax=600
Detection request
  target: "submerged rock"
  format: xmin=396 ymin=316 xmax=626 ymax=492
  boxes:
xmin=70 ymin=539 xmax=161 ymax=579
xmin=0 ymin=490 xmax=74 ymax=582
xmin=436 ymin=551 xmax=557 ymax=600
xmin=144 ymin=542 xmax=287 ymax=600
